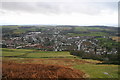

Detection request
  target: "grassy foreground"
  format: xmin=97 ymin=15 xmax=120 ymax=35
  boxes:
xmin=74 ymin=64 xmax=118 ymax=78
xmin=2 ymin=48 xmax=119 ymax=78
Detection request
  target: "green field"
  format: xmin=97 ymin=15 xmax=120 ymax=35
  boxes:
xmin=74 ymin=26 xmax=114 ymax=32
xmin=74 ymin=64 xmax=118 ymax=78
xmin=74 ymin=27 xmax=104 ymax=31
xmin=2 ymin=48 xmax=119 ymax=78
xmin=13 ymin=28 xmax=37 ymax=34
xmin=2 ymin=48 xmax=75 ymax=58
xmin=2 ymin=48 xmax=33 ymax=57
xmin=68 ymin=32 xmax=108 ymax=36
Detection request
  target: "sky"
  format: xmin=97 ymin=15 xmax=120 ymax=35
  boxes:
xmin=0 ymin=0 xmax=119 ymax=26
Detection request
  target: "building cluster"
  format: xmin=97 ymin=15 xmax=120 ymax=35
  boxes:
xmin=2 ymin=27 xmax=117 ymax=55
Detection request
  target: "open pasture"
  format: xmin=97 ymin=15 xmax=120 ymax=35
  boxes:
xmin=2 ymin=48 xmax=119 ymax=78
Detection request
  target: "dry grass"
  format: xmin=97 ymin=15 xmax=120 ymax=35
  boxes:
xmin=2 ymin=61 xmax=85 ymax=79
xmin=112 ymin=36 xmax=120 ymax=42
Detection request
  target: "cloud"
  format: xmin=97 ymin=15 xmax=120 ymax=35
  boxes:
xmin=1 ymin=2 xmax=118 ymax=15
xmin=0 ymin=1 xmax=118 ymax=26
xmin=1 ymin=0 xmax=119 ymax=2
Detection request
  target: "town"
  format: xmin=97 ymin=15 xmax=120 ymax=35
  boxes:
xmin=2 ymin=25 xmax=119 ymax=56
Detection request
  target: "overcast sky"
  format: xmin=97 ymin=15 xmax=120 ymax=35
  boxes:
xmin=0 ymin=0 xmax=119 ymax=26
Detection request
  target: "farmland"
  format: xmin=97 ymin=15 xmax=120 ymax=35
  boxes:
xmin=67 ymin=32 xmax=108 ymax=36
xmin=2 ymin=48 xmax=119 ymax=79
